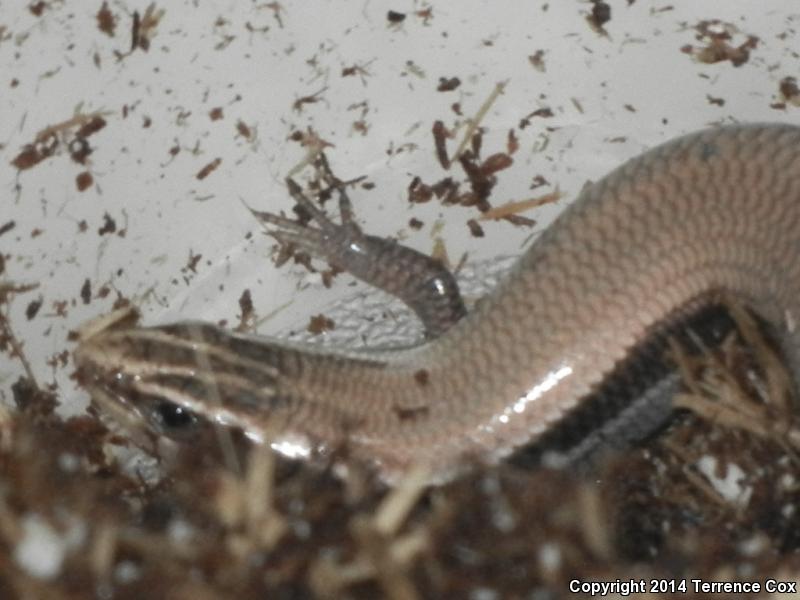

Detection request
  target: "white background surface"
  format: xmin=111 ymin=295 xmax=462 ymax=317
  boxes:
xmin=1 ymin=2 xmax=797 ymax=414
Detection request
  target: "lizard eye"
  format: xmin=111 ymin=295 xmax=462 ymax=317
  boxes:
xmin=152 ymin=401 xmax=199 ymax=432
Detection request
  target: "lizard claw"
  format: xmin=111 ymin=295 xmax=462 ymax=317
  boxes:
xmin=249 ymin=159 xmax=466 ymax=338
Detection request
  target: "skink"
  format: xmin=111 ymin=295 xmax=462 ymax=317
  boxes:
xmin=73 ymin=123 xmax=800 ymax=482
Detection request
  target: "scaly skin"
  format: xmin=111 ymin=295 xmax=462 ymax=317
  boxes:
xmin=74 ymin=124 xmax=800 ymax=482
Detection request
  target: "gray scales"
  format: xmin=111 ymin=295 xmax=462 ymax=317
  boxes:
xmin=74 ymin=124 xmax=800 ymax=483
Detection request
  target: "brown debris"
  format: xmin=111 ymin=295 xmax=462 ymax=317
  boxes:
xmin=432 ymin=120 xmax=451 ymax=169
xmin=75 ymin=171 xmax=93 ymax=191
xmin=236 ymin=120 xmax=252 ymax=140
xmin=292 ymin=87 xmax=328 ymax=113
xmin=386 ymin=10 xmax=406 ymax=24
xmin=97 ymin=213 xmax=117 ymax=236
xmin=456 ymin=150 xmax=496 ymax=212
xmin=500 ymin=214 xmax=537 ymax=228
xmin=196 ymin=157 xmax=222 ymax=180
xmin=11 ymin=136 xmax=57 ymax=171
xmin=466 ymin=219 xmax=484 ymax=238
xmin=681 ymin=20 xmax=758 ymax=67
xmin=528 ymin=50 xmax=546 ymax=72
xmin=586 ymin=0 xmax=611 ymax=33
xmin=11 ymin=112 xmax=107 ymax=174
xmin=33 ymin=112 xmax=107 ymax=145
xmin=437 ymin=77 xmax=461 ymax=92
xmin=25 ymin=298 xmax=42 ymax=321
xmin=518 ymin=107 xmax=553 ymax=129
xmin=415 ymin=8 xmax=433 ymax=25
xmin=28 ymin=1 xmax=46 ymax=17
xmin=96 ymin=2 xmax=116 ymax=36
xmin=506 ymin=129 xmax=519 ymax=155
xmin=408 ymin=177 xmax=433 ymax=204
xmin=131 ymin=3 xmax=164 ymax=53
xmin=80 ymin=279 xmax=92 ymax=305
xmin=414 ymin=104 xmax=522 ymax=219
xmin=530 ymin=174 xmax=549 ymax=190
xmin=480 ymin=153 xmax=513 ymax=176
xmin=470 ymin=129 xmax=482 ymax=158
xmin=779 ymin=77 xmax=800 ymax=107
xmin=76 ymin=116 xmax=107 ymax=139
xmin=236 ymin=289 xmax=255 ymax=332
xmin=307 ymin=314 xmax=335 ymax=335
xmin=69 ymin=138 xmax=93 ymax=165
xmin=0 ymin=221 xmax=15 ymax=237
xmin=264 ymin=2 xmax=284 ymax=28
xmin=341 ymin=61 xmax=373 ymax=82
xmin=185 ymin=251 xmax=202 ymax=274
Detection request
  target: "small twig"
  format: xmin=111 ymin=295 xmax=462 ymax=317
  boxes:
xmin=479 ymin=189 xmax=561 ymax=220
xmin=0 ymin=282 xmax=41 ymax=388
xmin=725 ymin=299 xmax=794 ymax=412
xmin=451 ymin=81 xmax=508 ymax=161
xmin=286 ymin=129 xmax=334 ymax=179
xmin=1 ymin=314 xmax=37 ymax=388
xmin=34 ymin=110 xmax=111 ymax=144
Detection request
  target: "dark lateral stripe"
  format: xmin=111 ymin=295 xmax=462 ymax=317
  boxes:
xmin=509 ymin=301 xmax=751 ymax=467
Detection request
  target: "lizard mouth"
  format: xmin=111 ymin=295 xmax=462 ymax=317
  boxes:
xmin=73 ymin=306 xmax=208 ymax=447
xmin=72 ymin=306 xmax=319 ymax=461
